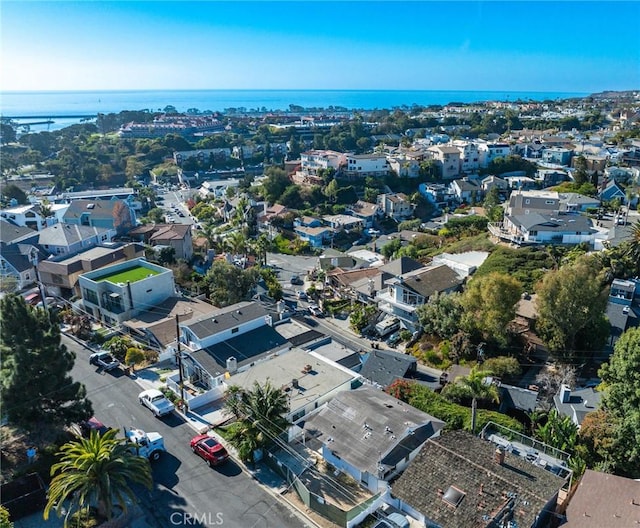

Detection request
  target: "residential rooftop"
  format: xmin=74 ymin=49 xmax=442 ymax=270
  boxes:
xmin=392 ymin=430 xmax=567 ymax=528
xmin=228 ymin=348 xmax=358 ymax=414
xmin=96 ymin=265 xmax=161 ymax=284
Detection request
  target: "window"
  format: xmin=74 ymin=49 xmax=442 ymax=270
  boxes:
xmin=83 ymin=288 xmax=99 ymax=305
xmin=545 ymin=200 xmax=555 ymax=205
xmin=231 ymin=327 xmax=239 ymax=334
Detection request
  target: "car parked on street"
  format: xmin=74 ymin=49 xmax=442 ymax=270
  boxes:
xmin=138 ymin=389 xmax=175 ymax=417
xmin=296 ymin=290 xmax=307 ymax=300
xmin=190 ymin=434 xmax=229 ymax=467
xmin=309 ymin=305 xmax=323 ymax=317
xmin=89 ymin=351 xmax=120 ymax=371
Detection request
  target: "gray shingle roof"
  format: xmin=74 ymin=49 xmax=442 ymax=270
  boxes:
xmin=35 ymin=224 xmax=109 ymax=247
xmin=509 ymin=212 xmax=593 ymax=233
xmin=399 ymin=264 xmax=463 ymax=299
xmin=499 ymin=383 xmax=539 ymax=413
xmin=189 ymin=324 xmax=288 ymax=377
xmin=0 ymin=219 xmax=37 ymax=244
xmin=379 ymin=257 xmax=424 ymax=278
xmin=553 ymin=387 xmax=602 ymax=425
xmin=63 ymin=199 xmax=126 ymax=221
xmin=392 ymin=430 xmax=566 ymax=528
xmin=182 ymin=301 xmax=268 ymax=339
xmin=360 ymin=349 xmax=417 ymax=388
xmin=304 ymin=386 xmax=444 ymax=476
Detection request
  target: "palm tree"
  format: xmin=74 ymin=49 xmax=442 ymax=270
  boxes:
xmin=626 ymin=220 xmax=640 ymax=263
xmin=223 ymin=381 xmax=290 ymax=461
xmin=44 ymin=429 xmax=152 ymax=525
xmin=454 ymin=368 xmax=500 ymax=434
xmin=252 ymin=233 xmax=271 ymax=266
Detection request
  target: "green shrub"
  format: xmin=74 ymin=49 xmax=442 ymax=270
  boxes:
xmin=386 ymin=380 xmax=524 ymax=434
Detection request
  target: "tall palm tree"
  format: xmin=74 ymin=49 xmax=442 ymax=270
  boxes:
xmin=626 ymin=219 xmax=640 ymax=263
xmin=454 ymin=368 xmax=500 ymax=435
xmin=225 ymin=231 xmax=248 ymax=266
xmin=252 ymin=233 xmax=271 ymax=266
xmin=223 ymin=381 xmax=290 ymax=460
xmin=44 ymin=429 xmax=152 ymax=525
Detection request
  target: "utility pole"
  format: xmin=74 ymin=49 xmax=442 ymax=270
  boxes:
xmin=175 ymin=314 xmax=186 ymax=409
xmin=29 ymin=247 xmax=47 ymax=310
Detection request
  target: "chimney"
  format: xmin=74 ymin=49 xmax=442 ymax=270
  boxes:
xmin=226 ymin=356 xmax=237 ymax=374
xmin=292 ymin=378 xmax=299 ymax=389
xmin=494 ymin=447 xmax=505 ymax=465
xmin=560 ymin=384 xmax=571 ymax=404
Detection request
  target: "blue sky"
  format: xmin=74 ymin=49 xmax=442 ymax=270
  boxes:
xmin=1 ymin=1 xmax=638 ymax=92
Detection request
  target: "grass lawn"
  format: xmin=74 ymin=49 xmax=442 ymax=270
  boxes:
xmin=97 ymin=265 xmax=160 ymax=284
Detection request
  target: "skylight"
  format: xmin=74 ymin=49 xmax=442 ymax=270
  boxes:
xmin=443 ymin=486 xmax=465 ymax=508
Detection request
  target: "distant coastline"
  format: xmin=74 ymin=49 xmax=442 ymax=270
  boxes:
xmin=1 ymin=89 xmax=590 ymax=118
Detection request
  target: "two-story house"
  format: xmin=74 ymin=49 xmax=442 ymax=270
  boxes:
xmin=376 ymin=264 xmax=464 ymax=331
xmin=477 ymin=141 xmax=511 ymax=168
xmin=542 ymin=147 xmax=573 ymax=165
xmin=453 ymin=140 xmax=480 ymax=175
xmin=346 ymin=201 xmax=379 ymax=228
xmin=427 ymin=145 xmax=461 ymax=179
xmin=38 ymin=242 xmax=145 ymax=298
xmin=0 ymin=204 xmax=57 ymax=231
xmin=377 ymin=193 xmax=414 ymax=222
xmin=489 ymin=190 xmax=596 ymax=246
xmin=77 ymin=258 xmax=175 ymax=325
xmin=344 ymin=153 xmax=390 ymax=179
xmin=304 ymin=386 xmax=444 ymax=493
xmin=63 ymin=199 xmax=136 ymax=234
xmin=129 ymin=223 xmax=193 ymax=260
xmin=24 ymin=223 xmax=115 ymax=257
xmin=322 ymin=214 xmax=364 ymax=232
xmin=450 ymin=178 xmax=482 ymax=204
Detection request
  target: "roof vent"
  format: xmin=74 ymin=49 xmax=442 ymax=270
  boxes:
xmin=236 ymin=310 xmax=242 ymax=315
xmin=86 ymin=203 xmax=95 ymax=209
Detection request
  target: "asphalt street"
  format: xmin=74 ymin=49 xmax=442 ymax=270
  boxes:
xmin=66 ymin=335 xmax=312 ymax=528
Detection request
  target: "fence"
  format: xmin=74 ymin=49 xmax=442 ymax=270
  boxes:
xmin=263 ymin=449 xmax=380 ymax=528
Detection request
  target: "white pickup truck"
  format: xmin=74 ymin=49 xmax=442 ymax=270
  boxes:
xmin=125 ymin=428 xmax=166 ymax=461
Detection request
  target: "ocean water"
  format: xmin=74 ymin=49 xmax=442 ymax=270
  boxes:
xmin=1 ymin=89 xmax=588 ymax=132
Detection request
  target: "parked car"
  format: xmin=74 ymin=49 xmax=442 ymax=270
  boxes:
xmin=89 ymin=351 xmax=120 ymax=371
xmin=79 ymin=416 xmax=111 ymax=437
xmin=190 ymin=434 xmax=229 ymax=467
xmin=309 ymin=305 xmax=323 ymax=317
xmin=138 ymin=389 xmax=175 ymax=417
xmin=290 ymin=275 xmax=303 ymax=285
xmin=296 ymin=290 xmax=307 ymax=300
xmin=69 ymin=416 xmax=111 ymax=438
xmin=387 ymin=332 xmax=402 ymax=346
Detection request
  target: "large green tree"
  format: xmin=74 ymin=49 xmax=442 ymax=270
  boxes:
xmin=416 ymin=291 xmax=464 ymax=340
xmin=0 ymin=295 xmax=92 ymax=429
xmin=597 ymin=327 xmax=640 ymax=477
xmin=44 ymin=429 xmax=152 ymax=524
xmin=204 ymin=260 xmax=259 ymax=306
xmin=460 ymin=272 xmax=522 ymax=347
xmin=535 ymin=256 xmax=608 ymax=357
